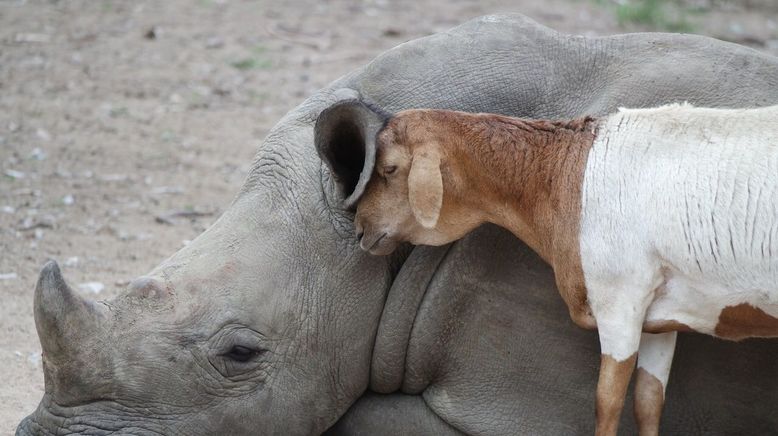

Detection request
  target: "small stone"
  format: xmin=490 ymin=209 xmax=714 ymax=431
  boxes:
xmin=64 ymin=256 xmax=79 ymax=267
xmin=1 ymin=205 xmax=15 ymax=214
xmin=62 ymin=194 xmax=75 ymax=206
xmin=27 ymin=352 xmax=41 ymax=367
xmin=29 ymin=147 xmax=47 ymax=160
xmin=34 ymin=228 xmax=44 ymax=239
xmin=35 ymin=128 xmax=51 ymax=141
xmin=150 ymin=186 xmax=184 ymax=195
xmin=14 ymin=351 xmax=22 ymax=358
xmin=205 ymin=36 xmax=224 ymax=49
xmin=55 ymin=169 xmax=72 ymax=178
xmin=0 ymin=272 xmax=18 ymax=280
xmin=115 ymin=279 xmax=131 ymax=287
xmin=14 ymin=33 xmax=50 ymax=43
xmin=98 ymin=173 xmax=128 ymax=182
xmin=382 ymin=28 xmax=402 ymax=37
xmin=4 ymin=169 xmax=26 ymax=179
xmin=144 ymin=26 xmax=162 ymax=40
xmin=78 ymin=282 xmax=105 ymax=294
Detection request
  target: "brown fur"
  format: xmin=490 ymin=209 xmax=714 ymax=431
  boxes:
xmin=453 ymin=113 xmax=599 ymax=328
xmin=642 ymin=319 xmax=695 ymax=334
xmin=634 ymin=368 xmax=664 ymax=436
xmin=371 ymin=110 xmax=600 ymax=328
xmin=714 ymin=303 xmax=778 ymax=340
xmin=596 ymin=353 xmax=637 ymax=436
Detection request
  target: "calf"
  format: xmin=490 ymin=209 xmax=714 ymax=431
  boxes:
xmin=353 ymin=103 xmax=778 ymax=436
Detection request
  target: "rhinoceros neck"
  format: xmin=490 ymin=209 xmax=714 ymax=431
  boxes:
xmin=369 ymin=244 xmax=453 ymax=393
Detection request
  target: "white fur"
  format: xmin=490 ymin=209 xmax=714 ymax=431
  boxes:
xmin=637 ymin=332 xmax=676 ymax=392
xmin=580 ymin=103 xmax=778 ymax=361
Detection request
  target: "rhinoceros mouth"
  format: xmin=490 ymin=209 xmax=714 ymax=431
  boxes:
xmin=17 ymin=395 xmax=182 ymax=436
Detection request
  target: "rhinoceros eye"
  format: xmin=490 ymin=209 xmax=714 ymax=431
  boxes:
xmin=223 ymin=345 xmax=260 ymax=363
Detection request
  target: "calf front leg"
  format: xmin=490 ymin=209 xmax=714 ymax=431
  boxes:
xmin=591 ymin=284 xmax=655 ymax=436
xmin=634 ymin=332 xmax=677 ymax=436
xmin=596 ymin=351 xmax=637 ymax=436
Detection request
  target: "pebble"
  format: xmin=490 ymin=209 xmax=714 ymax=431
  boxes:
xmin=1 ymin=205 xmax=15 ymax=214
xmin=78 ymin=282 xmax=105 ymax=294
xmin=205 ymin=36 xmax=224 ymax=49
xmin=98 ymin=173 xmax=128 ymax=182
xmin=5 ymin=169 xmax=26 ymax=179
xmin=62 ymin=194 xmax=75 ymax=206
xmin=29 ymin=147 xmax=47 ymax=160
xmin=14 ymin=33 xmax=50 ymax=43
xmin=150 ymin=186 xmax=184 ymax=195
xmin=27 ymin=352 xmax=41 ymax=367
xmin=35 ymin=128 xmax=51 ymax=141
xmin=0 ymin=272 xmax=18 ymax=280
xmin=64 ymin=256 xmax=79 ymax=267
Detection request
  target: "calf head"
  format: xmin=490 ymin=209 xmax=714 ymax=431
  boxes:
xmin=347 ymin=107 xmax=485 ymax=255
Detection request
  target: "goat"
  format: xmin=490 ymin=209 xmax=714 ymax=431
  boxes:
xmin=353 ymin=103 xmax=778 ymax=436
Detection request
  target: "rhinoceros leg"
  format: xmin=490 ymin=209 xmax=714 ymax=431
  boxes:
xmin=634 ymin=332 xmax=677 ymax=436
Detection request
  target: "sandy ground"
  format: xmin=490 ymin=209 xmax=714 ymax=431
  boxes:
xmin=1 ymin=0 xmax=776 ymax=433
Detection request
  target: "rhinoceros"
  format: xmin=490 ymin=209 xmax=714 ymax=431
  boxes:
xmin=17 ymin=13 xmax=778 ymax=436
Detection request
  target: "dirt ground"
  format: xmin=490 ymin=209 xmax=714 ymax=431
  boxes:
xmin=1 ymin=0 xmax=776 ymax=433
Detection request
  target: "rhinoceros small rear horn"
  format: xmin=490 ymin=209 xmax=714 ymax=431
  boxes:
xmin=34 ymin=260 xmax=108 ymax=359
xmin=314 ymin=98 xmax=391 ymax=210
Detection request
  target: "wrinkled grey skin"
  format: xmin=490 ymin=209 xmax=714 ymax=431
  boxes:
xmin=18 ymin=14 xmax=778 ymax=436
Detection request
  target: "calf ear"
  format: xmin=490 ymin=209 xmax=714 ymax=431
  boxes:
xmin=408 ymin=149 xmax=442 ymax=229
xmin=314 ymin=98 xmax=389 ymax=210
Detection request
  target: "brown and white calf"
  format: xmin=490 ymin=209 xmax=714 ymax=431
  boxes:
xmin=353 ymin=103 xmax=778 ymax=436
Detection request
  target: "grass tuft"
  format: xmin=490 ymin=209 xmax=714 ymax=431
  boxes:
xmin=600 ymin=0 xmax=697 ymax=33
xmin=230 ymin=57 xmax=272 ymax=70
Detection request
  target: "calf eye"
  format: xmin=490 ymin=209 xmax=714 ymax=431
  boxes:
xmin=384 ymin=165 xmax=397 ymax=176
xmin=223 ymin=345 xmax=261 ymax=362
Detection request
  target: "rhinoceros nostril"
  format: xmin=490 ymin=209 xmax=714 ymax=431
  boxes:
xmin=356 ymin=231 xmax=364 ymax=242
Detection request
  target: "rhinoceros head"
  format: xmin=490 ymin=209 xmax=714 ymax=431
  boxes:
xmin=18 ymin=91 xmax=396 ymax=434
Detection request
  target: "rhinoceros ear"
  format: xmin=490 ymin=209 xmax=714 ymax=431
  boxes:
xmin=315 ymin=98 xmax=389 ymax=210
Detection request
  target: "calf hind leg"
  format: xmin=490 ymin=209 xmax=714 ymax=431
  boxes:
xmin=634 ymin=332 xmax=677 ymax=436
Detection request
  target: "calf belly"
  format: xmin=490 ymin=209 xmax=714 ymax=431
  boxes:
xmin=643 ymin=272 xmax=778 ymax=340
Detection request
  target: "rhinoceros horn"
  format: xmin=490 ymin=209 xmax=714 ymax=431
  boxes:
xmin=314 ymin=98 xmax=389 ymax=210
xmin=34 ymin=261 xmax=113 ymax=403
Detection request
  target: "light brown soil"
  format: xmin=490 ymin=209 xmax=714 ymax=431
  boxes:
xmin=1 ymin=0 xmax=775 ymax=433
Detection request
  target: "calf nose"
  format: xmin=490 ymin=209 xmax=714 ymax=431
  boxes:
xmin=355 ymin=220 xmax=364 ymax=242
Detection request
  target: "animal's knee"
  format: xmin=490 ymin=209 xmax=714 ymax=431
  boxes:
xmin=570 ymin=307 xmax=597 ymax=330
xmin=634 ymin=368 xmax=664 ymax=436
